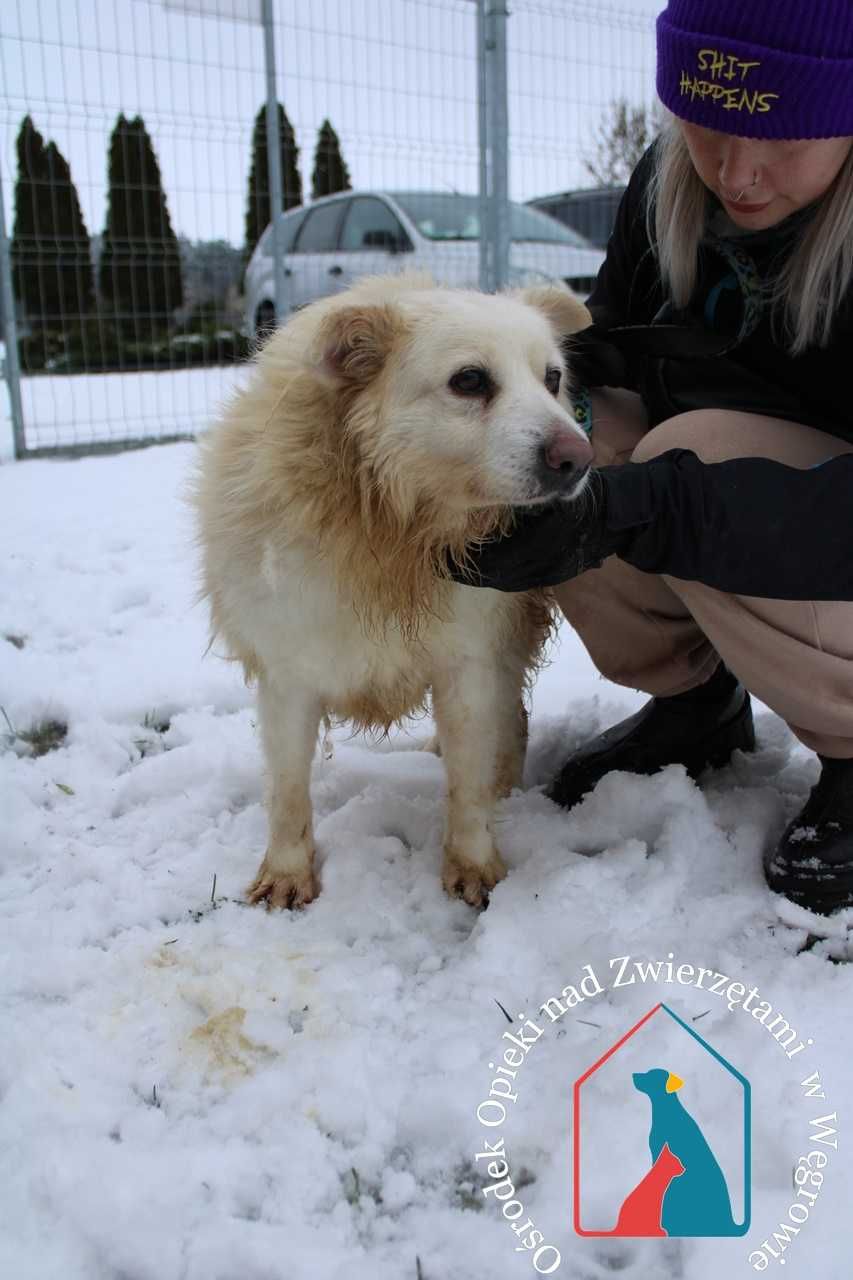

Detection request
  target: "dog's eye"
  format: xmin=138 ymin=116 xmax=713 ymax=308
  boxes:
xmin=545 ymin=367 xmax=561 ymax=397
xmin=449 ymin=367 xmax=493 ymax=398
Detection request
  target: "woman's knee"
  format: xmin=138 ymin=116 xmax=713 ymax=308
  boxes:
xmin=587 ymin=399 xmax=738 ymax=471
xmin=630 ymin=408 xmax=853 ymax=468
xmin=630 ymin=410 xmax=741 ymax=465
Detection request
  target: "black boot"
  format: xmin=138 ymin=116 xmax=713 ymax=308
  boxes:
xmin=546 ymin=662 xmax=755 ymax=810
xmin=764 ymin=755 xmax=853 ymax=916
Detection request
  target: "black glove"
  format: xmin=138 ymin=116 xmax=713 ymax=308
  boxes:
xmin=446 ymin=470 xmax=629 ymax=592
xmin=446 ymin=447 xmax=853 ymax=602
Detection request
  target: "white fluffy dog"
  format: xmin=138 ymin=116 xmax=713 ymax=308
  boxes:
xmin=192 ymin=275 xmax=592 ymax=909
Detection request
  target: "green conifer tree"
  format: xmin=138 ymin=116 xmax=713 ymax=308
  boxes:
xmin=10 ymin=116 xmax=48 ymax=322
xmin=311 ymin=119 xmax=351 ymax=200
xmin=42 ymin=141 xmax=95 ymax=322
xmin=99 ymin=114 xmax=183 ymax=341
xmin=245 ymin=103 xmax=301 ymax=262
xmin=10 ymin=117 xmax=94 ymax=327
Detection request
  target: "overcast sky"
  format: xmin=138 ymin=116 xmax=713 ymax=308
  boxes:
xmin=0 ymin=0 xmax=661 ymax=247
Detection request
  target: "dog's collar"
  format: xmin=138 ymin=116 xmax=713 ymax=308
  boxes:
xmin=569 ymin=386 xmax=593 ymax=437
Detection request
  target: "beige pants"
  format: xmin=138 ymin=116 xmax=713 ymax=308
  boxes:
xmin=552 ymin=389 xmax=853 ymax=759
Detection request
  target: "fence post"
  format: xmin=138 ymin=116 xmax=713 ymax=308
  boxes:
xmin=477 ymin=0 xmax=488 ymax=293
xmin=477 ymin=0 xmax=510 ymax=294
xmin=0 ymin=167 xmax=25 ymax=459
xmin=261 ymin=0 xmax=288 ymax=321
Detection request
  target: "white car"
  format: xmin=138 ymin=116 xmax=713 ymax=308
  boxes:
xmin=244 ymin=189 xmax=604 ymax=336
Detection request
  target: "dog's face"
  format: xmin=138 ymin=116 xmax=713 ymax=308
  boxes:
xmin=314 ymin=284 xmax=594 ymax=512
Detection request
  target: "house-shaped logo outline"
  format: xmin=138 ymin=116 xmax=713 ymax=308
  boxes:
xmin=572 ymin=1002 xmax=751 ymax=1237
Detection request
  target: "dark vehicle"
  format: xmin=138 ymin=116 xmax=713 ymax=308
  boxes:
xmin=527 ymin=186 xmax=626 ymax=251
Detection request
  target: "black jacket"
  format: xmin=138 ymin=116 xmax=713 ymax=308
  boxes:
xmin=568 ymin=142 xmax=853 ymax=600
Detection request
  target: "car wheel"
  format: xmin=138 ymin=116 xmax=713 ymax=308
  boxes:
xmin=255 ymin=300 xmax=276 ymax=342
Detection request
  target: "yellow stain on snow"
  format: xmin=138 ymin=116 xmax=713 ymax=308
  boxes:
xmin=188 ymin=1006 xmax=274 ymax=1082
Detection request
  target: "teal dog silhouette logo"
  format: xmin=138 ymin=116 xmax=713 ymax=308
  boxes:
xmin=573 ymin=1003 xmax=751 ymax=1237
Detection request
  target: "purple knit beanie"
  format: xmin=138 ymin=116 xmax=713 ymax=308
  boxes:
xmin=657 ymin=0 xmax=853 ymax=139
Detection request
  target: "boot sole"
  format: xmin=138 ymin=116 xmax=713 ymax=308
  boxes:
xmin=766 ymin=839 xmax=853 ymax=916
xmin=766 ymin=866 xmax=853 ymax=916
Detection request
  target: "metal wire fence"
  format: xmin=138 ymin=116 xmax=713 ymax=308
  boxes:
xmin=0 ymin=0 xmax=658 ymax=459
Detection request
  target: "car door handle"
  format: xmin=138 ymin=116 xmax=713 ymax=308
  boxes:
xmin=328 ymin=265 xmax=343 ymax=276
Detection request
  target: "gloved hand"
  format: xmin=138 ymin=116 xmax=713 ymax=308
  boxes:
xmin=446 ymin=470 xmax=630 ymax=592
xmin=446 ymin=446 xmax=853 ymax=602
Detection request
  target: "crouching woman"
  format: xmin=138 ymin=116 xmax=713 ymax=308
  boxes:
xmin=451 ymin=0 xmax=853 ymax=916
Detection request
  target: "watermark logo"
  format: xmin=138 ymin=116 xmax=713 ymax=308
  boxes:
xmin=473 ymin=953 xmax=838 ymax=1273
xmin=573 ymin=1002 xmax=751 ymax=1237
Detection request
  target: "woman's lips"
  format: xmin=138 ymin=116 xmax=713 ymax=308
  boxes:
xmin=721 ymin=195 xmax=771 ymax=214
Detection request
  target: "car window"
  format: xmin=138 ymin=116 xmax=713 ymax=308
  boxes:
xmin=293 ymin=201 xmax=348 ymax=253
xmin=340 ymin=198 xmax=405 ymax=251
xmin=260 ymin=208 xmax=308 ymax=256
xmin=391 ymin=191 xmax=590 ymax=246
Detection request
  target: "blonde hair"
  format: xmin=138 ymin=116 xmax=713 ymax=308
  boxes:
xmin=647 ymin=119 xmax=853 ymax=354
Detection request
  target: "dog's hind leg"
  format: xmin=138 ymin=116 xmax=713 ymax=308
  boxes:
xmin=247 ymin=671 xmax=324 ymax=909
xmin=431 ymin=660 xmax=522 ymax=908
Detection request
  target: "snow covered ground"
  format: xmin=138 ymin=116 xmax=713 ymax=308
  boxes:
xmin=1 ymin=438 xmax=850 ymax=1280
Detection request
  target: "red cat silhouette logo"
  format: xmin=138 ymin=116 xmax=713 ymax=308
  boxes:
xmin=573 ymin=1003 xmax=751 ymax=1237
xmin=613 ymin=1137 xmax=685 ymax=1236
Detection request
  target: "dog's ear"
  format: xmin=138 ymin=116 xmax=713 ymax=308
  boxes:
xmin=314 ymin=303 xmax=404 ymax=386
xmin=517 ymin=285 xmax=592 ymax=338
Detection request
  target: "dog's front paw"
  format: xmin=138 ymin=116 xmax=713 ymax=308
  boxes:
xmin=441 ymin=849 xmax=507 ymax=909
xmin=246 ymin=859 xmax=319 ymax=910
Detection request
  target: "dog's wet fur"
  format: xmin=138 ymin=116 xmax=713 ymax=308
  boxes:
xmin=191 ymin=274 xmax=592 ymax=909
